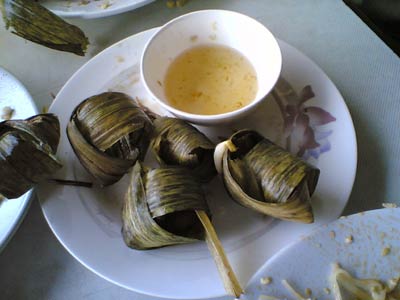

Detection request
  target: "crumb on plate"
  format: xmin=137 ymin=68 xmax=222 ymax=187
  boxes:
xmin=387 ymin=277 xmax=400 ymax=291
xmin=345 ymin=235 xmax=353 ymax=244
xmin=209 ymin=34 xmax=217 ymax=41
xmin=304 ymin=287 xmax=312 ymax=296
xmin=100 ymin=0 xmax=111 ymax=9
xmin=1 ymin=106 xmax=15 ymax=120
xmin=381 ymin=246 xmax=391 ymax=256
xmin=260 ymin=276 xmax=272 ymax=285
xmin=383 ymin=203 xmax=398 ymax=208
xmin=116 ymin=56 xmax=125 ymax=63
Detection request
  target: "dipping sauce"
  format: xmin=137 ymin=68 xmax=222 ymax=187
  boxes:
xmin=164 ymin=44 xmax=258 ymax=115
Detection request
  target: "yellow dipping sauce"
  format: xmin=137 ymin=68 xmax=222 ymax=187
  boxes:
xmin=164 ymin=44 xmax=258 ymax=115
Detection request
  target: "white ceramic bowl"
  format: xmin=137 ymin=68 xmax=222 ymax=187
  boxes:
xmin=141 ymin=10 xmax=282 ymax=125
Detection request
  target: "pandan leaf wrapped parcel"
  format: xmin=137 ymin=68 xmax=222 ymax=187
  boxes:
xmin=214 ymin=129 xmax=319 ymax=223
xmin=67 ymin=92 xmax=153 ymax=186
xmin=122 ymin=161 xmax=243 ymax=297
xmin=0 ymin=114 xmax=62 ymax=199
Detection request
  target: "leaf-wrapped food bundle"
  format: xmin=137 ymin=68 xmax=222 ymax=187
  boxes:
xmin=151 ymin=117 xmax=216 ymax=182
xmin=122 ymin=161 xmax=209 ymax=250
xmin=67 ymin=92 xmax=153 ymax=186
xmin=122 ymin=161 xmax=243 ymax=296
xmin=215 ymin=129 xmax=319 ymax=223
xmin=0 ymin=0 xmax=89 ymax=56
xmin=0 ymin=114 xmax=62 ymax=199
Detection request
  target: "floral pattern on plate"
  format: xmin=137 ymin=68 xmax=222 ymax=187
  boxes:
xmin=271 ymin=77 xmax=336 ymax=160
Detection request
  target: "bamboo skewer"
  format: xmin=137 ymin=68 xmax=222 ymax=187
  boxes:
xmin=196 ymin=210 xmax=244 ymax=298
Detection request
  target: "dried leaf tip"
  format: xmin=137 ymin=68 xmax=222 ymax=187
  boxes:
xmin=214 ymin=140 xmax=237 ymax=174
xmin=1 ymin=0 xmax=89 ymax=56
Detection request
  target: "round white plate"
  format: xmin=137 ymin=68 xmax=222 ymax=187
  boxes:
xmin=40 ymin=0 xmax=155 ymax=19
xmin=0 ymin=67 xmax=38 ymax=252
xmin=37 ymin=28 xmax=357 ymax=299
xmin=246 ymin=208 xmax=400 ymax=300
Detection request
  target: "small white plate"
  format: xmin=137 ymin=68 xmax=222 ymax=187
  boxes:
xmin=246 ymin=208 xmax=400 ymax=300
xmin=37 ymin=28 xmax=357 ymax=299
xmin=0 ymin=67 xmax=38 ymax=252
xmin=40 ymin=0 xmax=155 ymax=19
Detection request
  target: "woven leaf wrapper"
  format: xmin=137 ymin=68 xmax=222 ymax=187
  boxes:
xmin=215 ymin=129 xmax=319 ymax=223
xmin=122 ymin=162 xmax=209 ymax=250
xmin=67 ymin=92 xmax=153 ymax=186
xmin=0 ymin=0 xmax=89 ymax=56
xmin=121 ymin=161 xmax=243 ymax=296
xmin=151 ymin=117 xmax=216 ymax=182
xmin=0 ymin=114 xmax=62 ymax=199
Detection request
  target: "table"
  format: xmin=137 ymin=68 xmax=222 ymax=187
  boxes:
xmin=1 ymin=1 xmax=399 ymax=299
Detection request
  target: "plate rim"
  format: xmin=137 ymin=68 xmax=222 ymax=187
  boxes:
xmin=0 ymin=67 xmax=38 ymax=253
xmin=42 ymin=0 xmax=155 ymax=19
xmin=40 ymin=27 xmax=358 ymax=299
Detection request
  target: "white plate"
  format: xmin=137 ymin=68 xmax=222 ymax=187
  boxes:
xmin=37 ymin=28 xmax=357 ymax=299
xmin=246 ymin=208 xmax=400 ymax=300
xmin=0 ymin=67 xmax=38 ymax=252
xmin=40 ymin=0 xmax=155 ymax=19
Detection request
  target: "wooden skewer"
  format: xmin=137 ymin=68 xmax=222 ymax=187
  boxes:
xmin=196 ymin=210 xmax=244 ymax=298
